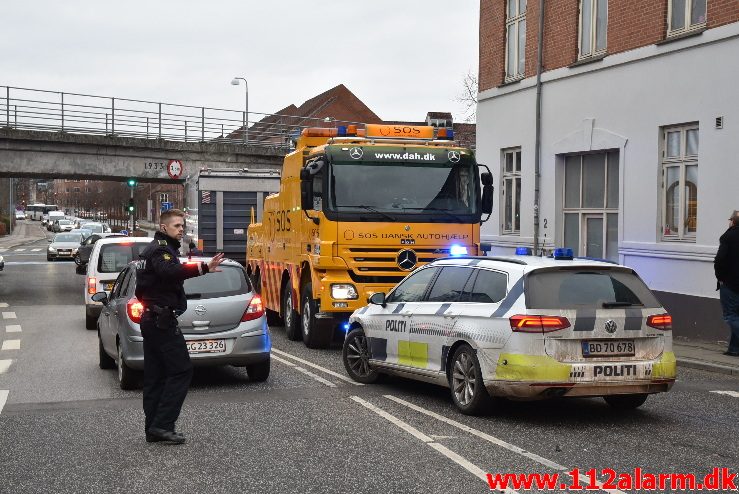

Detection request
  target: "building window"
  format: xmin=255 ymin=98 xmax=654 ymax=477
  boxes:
xmin=668 ymin=0 xmax=706 ymax=36
xmin=661 ymin=124 xmax=698 ymax=241
xmin=502 ymin=148 xmax=522 ymax=234
xmin=579 ymin=0 xmax=607 ymax=59
xmin=505 ymin=0 xmax=526 ymax=81
xmin=562 ymin=151 xmax=619 ymax=262
xmin=73 ymin=187 xmax=80 ymax=193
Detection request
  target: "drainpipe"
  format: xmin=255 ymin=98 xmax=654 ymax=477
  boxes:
xmin=533 ymin=0 xmax=545 ymax=255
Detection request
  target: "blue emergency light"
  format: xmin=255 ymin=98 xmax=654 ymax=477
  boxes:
xmin=553 ymin=248 xmax=574 ymax=260
xmin=515 ymin=247 xmax=532 ymax=256
xmin=342 ymin=322 xmax=351 ymax=332
xmin=450 ymin=244 xmax=468 ymax=256
xmin=337 ymin=126 xmax=347 ymax=137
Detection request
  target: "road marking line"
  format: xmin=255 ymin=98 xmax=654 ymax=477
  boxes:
xmin=14 ymin=248 xmax=25 ymax=252
xmin=1 ymin=340 xmax=20 ymax=351
xmin=0 ymin=360 xmax=12 ymax=374
xmin=0 ymin=303 xmax=7 ymax=308
xmin=710 ymin=390 xmax=739 ymax=398
xmin=350 ymin=396 xmax=511 ymax=491
xmin=0 ymin=390 xmax=8 ymax=415
xmin=31 ymin=248 xmax=42 ymax=252
xmin=5 ymin=325 xmax=21 ymax=333
xmin=2 ymin=312 xmax=17 ymax=320
xmin=0 ymin=248 xmax=7 ymax=252
xmin=271 ymin=354 xmax=337 ymax=388
xmin=383 ymin=395 xmax=625 ymax=494
xmin=271 ymin=348 xmax=363 ymax=385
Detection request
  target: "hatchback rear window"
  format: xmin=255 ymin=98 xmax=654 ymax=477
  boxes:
xmin=97 ymin=244 xmax=147 ymax=273
xmin=184 ymin=265 xmax=249 ymax=300
xmin=525 ymin=267 xmax=661 ymax=309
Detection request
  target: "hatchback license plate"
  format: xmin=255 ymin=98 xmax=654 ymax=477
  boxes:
xmin=582 ymin=340 xmax=635 ymax=357
xmin=187 ymin=339 xmax=226 ymax=354
xmin=104 ymin=282 xmax=115 ymax=291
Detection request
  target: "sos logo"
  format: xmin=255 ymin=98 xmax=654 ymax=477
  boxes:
xmin=269 ymin=210 xmax=292 ymax=236
xmin=380 ymin=126 xmax=422 ymax=137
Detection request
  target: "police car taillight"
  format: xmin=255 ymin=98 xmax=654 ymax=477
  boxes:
xmin=647 ymin=313 xmax=672 ymax=330
xmin=509 ymin=315 xmax=571 ymax=333
xmin=242 ymin=295 xmax=265 ymax=322
xmin=127 ymin=298 xmax=145 ymax=324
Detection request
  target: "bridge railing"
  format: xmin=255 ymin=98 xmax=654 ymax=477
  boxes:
xmin=0 ymin=86 xmax=363 ymax=148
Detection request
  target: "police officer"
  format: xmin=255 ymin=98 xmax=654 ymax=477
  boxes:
xmin=715 ymin=210 xmax=739 ymax=357
xmin=136 ymin=209 xmax=224 ymax=443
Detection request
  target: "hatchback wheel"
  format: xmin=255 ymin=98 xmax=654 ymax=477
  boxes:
xmin=342 ymin=328 xmax=379 ymax=384
xmin=246 ymin=358 xmax=270 ymax=382
xmin=283 ymin=285 xmax=301 ymax=341
xmin=603 ymin=393 xmax=648 ymax=410
xmin=450 ymin=344 xmax=491 ymax=415
xmin=117 ymin=343 xmax=138 ymax=390
xmin=85 ymin=311 xmax=97 ymax=330
xmin=98 ymin=334 xmax=116 ymax=370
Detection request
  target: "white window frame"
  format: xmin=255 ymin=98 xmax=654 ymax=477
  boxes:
xmin=578 ymin=0 xmax=608 ymax=59
xmin=501 ymin=148 xmax=522 ymax=234
xmin=504 ymin=0 xmax=527 ymax=82
xmin=667 ymin=0 xmax=707 ymax=37
xmin=660 ymin=123 xmax=699 ymax=242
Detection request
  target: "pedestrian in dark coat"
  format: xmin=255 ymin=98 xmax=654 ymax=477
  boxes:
xmin=714 ymin=210 xmax=739 ymax=357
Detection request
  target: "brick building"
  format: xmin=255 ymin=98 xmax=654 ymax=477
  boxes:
xmin=476 ymin=0 xmax=738 ymax=340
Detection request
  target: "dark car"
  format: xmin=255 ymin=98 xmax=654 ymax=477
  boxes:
xmin=75 ymin=233 xmax=126 ymax=272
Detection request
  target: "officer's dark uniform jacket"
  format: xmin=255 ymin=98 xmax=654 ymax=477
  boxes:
xmin=135 ymin=231 xmax=209 ymax=312
xmin=715 ymin=225 xmax=739 ymax=293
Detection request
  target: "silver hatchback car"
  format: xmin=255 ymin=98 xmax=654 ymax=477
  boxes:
xmin=95 ymin=257 xmax=271 ymax=389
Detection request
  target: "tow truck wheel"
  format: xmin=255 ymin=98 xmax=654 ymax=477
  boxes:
xmin=301 ymin=283 xmax=332 ymax=349
xmin=449 ymin=344 xmax=492 ymax=415
xmin=342 ymin=328 xmax=379 ymax=384
xmin=283 ymin=285 xmax=301 ymax=341
xmin=603 ymin=394 xmax=648 ymax=410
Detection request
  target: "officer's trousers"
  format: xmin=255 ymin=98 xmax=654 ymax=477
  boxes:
xmin=140 ymin=312 xmax=193 ymax=432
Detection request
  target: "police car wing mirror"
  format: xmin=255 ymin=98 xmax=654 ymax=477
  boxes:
xmin=91 ymin=292 xmax=108 ymax=305
xmin=368 ymin=292 xmax=386 ymax=307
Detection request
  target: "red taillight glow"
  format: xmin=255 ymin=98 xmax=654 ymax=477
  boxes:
xmin=242 ymin=295 xmax=265 ymax=322
xmin=127 ymin=298 xmax=145 ymax=324
xmin=509 ymin=315 xmax=571 ymax=333
xmin=87 ymin=277 xmax=97 ymax=295
xmin=647 ymin=313 xmax=672 ymax=330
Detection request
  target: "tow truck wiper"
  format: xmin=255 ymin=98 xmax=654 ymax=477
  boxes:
xmin=602 ymin=302 xmax=643 ymax=308
xmin=403 ymin=207 xmax=465 ymax=223
xmin=340 ymin=205 xmax=396 ymax=222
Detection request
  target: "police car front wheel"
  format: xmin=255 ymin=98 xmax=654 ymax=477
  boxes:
xmin=343 ymin=328 xmax=380 ymax=384
xmin=450 ymin=344 xmax=492 ymax=415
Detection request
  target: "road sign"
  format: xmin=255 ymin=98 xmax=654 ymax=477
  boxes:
xmin=167 ymin=160 xmax=183 ymax=179
xmin=161 ymin=202 xmax=173 ymax=212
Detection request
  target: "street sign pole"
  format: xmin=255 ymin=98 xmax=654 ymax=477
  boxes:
xmin=129 ymin=185 xmax=134 ymax=236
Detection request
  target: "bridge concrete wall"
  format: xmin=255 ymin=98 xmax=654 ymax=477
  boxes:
xmin=0 ymin=129 xmax=285 ymax=182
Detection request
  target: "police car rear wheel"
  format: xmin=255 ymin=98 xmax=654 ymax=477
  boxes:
xmin=283 ymin=286 xmax=301 ymax=341
xmin=342 ymin=328 xmax=379 ymax=384
xmin=450 ymin=345 xmax=491 ymax=415
xmin=603 ymin=393 xmax=648 ymax=410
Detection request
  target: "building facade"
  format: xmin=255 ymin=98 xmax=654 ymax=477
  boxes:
xmin=477 ymin=0 xmax=739 ymax=340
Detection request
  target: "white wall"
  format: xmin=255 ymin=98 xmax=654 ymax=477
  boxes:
xmin=477 ymin=23 xmax=739 ymax=299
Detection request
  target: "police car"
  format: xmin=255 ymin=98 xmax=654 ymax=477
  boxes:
xmin=342 ymin=249 xmax=675 ymax=415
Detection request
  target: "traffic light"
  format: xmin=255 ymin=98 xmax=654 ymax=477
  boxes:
xmin=127 ymin=198 xmax=135 ymax=213
xmin=127 ymin=178 xmax=137 ymax=187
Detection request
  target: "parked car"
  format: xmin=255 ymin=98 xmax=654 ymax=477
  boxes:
xmin=343 ymin=250 xmax=675 ymax=414
xmin=14 ymin=210 xmax=25 ymax=220
xmin=94 ymin=257 xmax=271 ymax=389
xmin=74 ymin=233 xmax=126 ymax=272
xmin=83 ymin=237 xmax=152 ymax=330
xmin=47 ymin=232 xmax=85 ymax=261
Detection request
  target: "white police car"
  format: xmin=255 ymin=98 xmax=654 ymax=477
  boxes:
xmin=342 ymin=249 xmax=675 ymax=415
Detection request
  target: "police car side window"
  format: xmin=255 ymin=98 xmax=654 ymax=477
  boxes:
xmin=467 ymin=269 xmax=508 ymax=303
xmin=387 ymin=267 xmax=438 ymax=303
xmin=426 ymin=267 xmax=474 ymax=303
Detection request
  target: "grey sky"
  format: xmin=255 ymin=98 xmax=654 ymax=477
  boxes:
xmin=2 ymin=1 xmax=479 ymax=123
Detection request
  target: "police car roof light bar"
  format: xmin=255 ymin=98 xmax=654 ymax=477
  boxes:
xmin=552 ymin=248 xmax=574 ymax=260
xmin=431 ymin=255 xmax=528 ymax=266
xmin=515 ymin=247 xmax=533 ymax=256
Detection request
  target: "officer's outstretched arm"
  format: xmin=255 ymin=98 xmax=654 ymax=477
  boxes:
xmin=151 ymin=249 xmax=208 ymax=282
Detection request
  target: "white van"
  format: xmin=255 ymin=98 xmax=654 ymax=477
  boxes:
xmin=84 ymin=237 xmax=152 ymax=330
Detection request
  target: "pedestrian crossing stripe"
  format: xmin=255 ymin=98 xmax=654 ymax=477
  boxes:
xmin=710 ymin=390 xmax=739 ymax=398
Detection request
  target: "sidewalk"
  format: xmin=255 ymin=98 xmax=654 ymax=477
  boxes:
xmin=0 ymin=221 xmax=47 ymax=250
xmin=674 ymin=339 xmax=739 ymax=376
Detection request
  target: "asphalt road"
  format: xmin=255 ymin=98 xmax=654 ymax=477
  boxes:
xmin=1 ymin=222 xmax=738 ymax=493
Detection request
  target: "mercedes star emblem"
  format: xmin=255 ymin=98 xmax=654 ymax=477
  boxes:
xmin=404 ymin=225 xmax=411 ymax=232
xmin=349 ymin=147 xmax=364 ymax=160
xmin=448 ymin=150 xmax=461 ymax=163
xmin=604 ymin=319 xmax=617 ymax=334
xmin=396 ymin=249 xmax=418 ymax=271
xmin=194 ymin=305 xmax=207 ymax=316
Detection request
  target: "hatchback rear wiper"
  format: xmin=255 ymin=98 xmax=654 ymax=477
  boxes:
xmin=602 ymin=302 xmax=643 ymax=308
xmin=339 ymin=205 xmax=396 ymax=222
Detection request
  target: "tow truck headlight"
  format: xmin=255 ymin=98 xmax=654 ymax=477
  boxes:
xmin=331 ymin=284 xmax=358 ymax=300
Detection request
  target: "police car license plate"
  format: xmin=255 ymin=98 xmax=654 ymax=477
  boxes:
xmin=582 ymin=340 xmax=635 ymax=357
xmin=186 ymin=339 xmax=226 ymax=354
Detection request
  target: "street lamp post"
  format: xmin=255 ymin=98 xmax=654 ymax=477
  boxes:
xmin=230 ymin=77 xmax=249 ymax=144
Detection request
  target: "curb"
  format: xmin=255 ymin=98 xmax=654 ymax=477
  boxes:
xmin=676 ymin=357 xmax=739 ymax=376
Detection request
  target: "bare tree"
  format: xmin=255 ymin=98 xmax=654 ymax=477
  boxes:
xmin=456 ymin=70 xmax=478 ymax=123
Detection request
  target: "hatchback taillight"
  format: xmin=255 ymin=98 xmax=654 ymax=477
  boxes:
xmin=87 ymin=277 xmax=97 ymax=295
xmin=509 ymin=315 xmax=571 ymax=333
xmin=242 ymin=295 xmax=265 ymax=322
xmin=647 ymin=313 xmax=672 ymax=330
xmin=127 ymin=298 xmax=145 ymax=324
